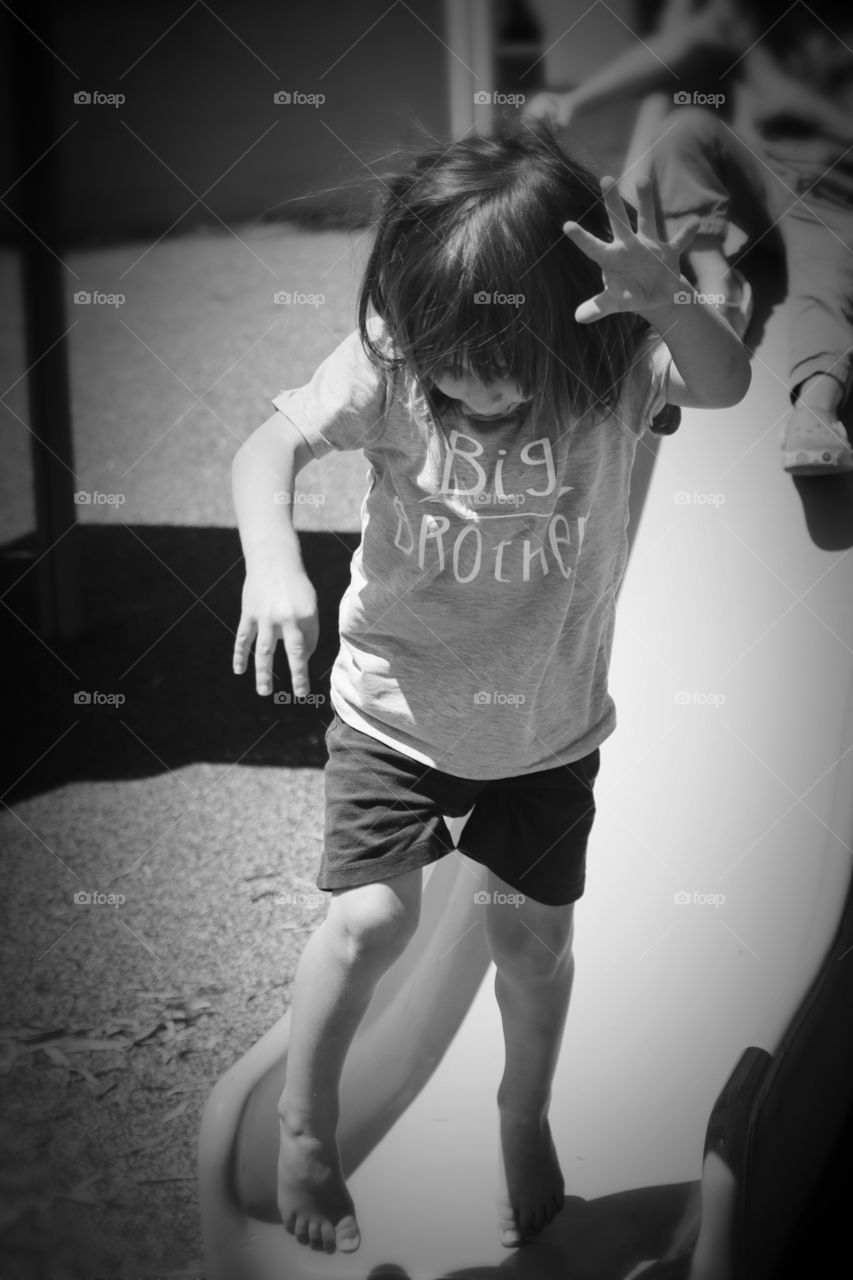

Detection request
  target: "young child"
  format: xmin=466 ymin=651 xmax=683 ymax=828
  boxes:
xmin=231 ymin=125 xmax=750 ymax=1256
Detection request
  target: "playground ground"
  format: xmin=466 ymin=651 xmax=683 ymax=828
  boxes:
xmin=1 ymin=222 xmax=375 ymax=1277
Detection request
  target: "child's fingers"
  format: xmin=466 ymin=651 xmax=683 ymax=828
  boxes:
xmin=668 ymin=216 xmax=702 ymax=258
xmin=574 ymin=292 xmax=620 ymax=324
xmin=253 ymin=621 xmax=277 ymax=696
xmin=233 ymin=615 xmax=257 ymax=675
xmin=524 ymin=92 xmax=559 ymax=123
xmin=600 ymin=177 xmax=632 ymax=242
xmin=634 ymin=176 xmax=658 ymax=241
xmin=282 ymin=620 xmax=313 ymax=699
xmin=562 ymin=220 xmax=607 ymax=262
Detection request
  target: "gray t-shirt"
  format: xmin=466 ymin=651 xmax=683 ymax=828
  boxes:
xmin=273 ymin=317 xmax=670 ymax=780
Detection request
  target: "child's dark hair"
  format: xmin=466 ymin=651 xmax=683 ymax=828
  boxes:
xmin=357 ymin=122 xmax=648 ymax=429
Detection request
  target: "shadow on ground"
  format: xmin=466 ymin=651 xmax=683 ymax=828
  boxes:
xmin=2 ymin=526 xmax=358 ymax=803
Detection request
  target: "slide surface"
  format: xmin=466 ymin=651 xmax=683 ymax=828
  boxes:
xmin=205 ymin=280 xmax=853 ymax=1280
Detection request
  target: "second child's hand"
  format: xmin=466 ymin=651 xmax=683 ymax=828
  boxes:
xmin=563 ymin=176 xmax=700 ymax=323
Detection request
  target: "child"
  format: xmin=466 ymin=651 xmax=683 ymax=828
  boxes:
xmin=231 ymin=125 xmax=750 ymax=1256
xmin=526 ymin=0 xmax=853 ymax=473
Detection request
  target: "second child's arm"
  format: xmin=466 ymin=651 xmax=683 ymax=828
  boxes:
xmin=232 ymin=413 xmax=318 ymax=697
xmin=524 ymin=0 xmax=744 ymax=130
xmin=563 ymin=177 xmax=751 ymax=409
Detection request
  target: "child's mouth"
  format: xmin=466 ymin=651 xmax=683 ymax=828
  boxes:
xmin=461 ymin=404 xmax=522 ymax=421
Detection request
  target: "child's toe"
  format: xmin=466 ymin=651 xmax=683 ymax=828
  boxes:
xmin=500 ymin=1223 xmax=523 ymax=1248
xmin=497 ymin=1201 xmax=523 ymax=1248
xmin=335 ymin=1214 xmax=361 ymax=1252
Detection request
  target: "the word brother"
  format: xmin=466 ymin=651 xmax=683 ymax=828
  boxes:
xmin=393 ymin=431 xmax=589 ymax=583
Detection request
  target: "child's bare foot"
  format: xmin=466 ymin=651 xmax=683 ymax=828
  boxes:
xmin=496 ymin=1108 xmax=565 ymax=1247
xmin=277 ymin=1115 xmax=361 ymax=1254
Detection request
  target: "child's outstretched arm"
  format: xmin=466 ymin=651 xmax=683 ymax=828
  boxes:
xmin=524 ymin=0 xmax=744 ymax=132
xmin=232 ymin=413 xmax=318 ymax=697
xmin=563 ymin=176 xmax=751 ymax=409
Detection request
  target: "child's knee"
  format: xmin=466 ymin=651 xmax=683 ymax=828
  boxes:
xmin=327 ymin=877 xmax=420 ymax=965
xmin=657 ymin=105 xmax=722 ymax=160
xmin=487 ymin=900 xmax=574 ymax=981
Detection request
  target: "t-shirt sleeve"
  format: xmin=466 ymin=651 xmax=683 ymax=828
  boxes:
xmin=271 ymin=318 xmax=391 ymax=460
xmin=621 ymin=334 xmax=675 ymax=440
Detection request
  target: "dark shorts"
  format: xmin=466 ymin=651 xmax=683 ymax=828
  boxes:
xmin=318 ymin=712 xmax=601 ymax=907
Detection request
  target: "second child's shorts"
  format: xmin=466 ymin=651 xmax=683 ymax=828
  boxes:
xmin=318 ymin=712 xmax=601 ymax=907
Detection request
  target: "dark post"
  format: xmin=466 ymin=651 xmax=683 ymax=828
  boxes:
xmin=495 ymin=0 xmax=545 ymax=97
xmin=10 ymin=0 xmax=82 ymax=638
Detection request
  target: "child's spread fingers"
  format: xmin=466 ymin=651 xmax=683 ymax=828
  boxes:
xmin=233 ymin=616 xmax=257 ymax=674
xmin=634 ymin=176 xmax=658 ymax=241
xmin=575 ymin=292 xmax=616 ymax=324
xmin=562 ymin=220 xmax=606 ymax=262
xmin=254 ymin=622 xmax=277 ymax=696
xmin=600 ymin=176 xmax=631 ymax=241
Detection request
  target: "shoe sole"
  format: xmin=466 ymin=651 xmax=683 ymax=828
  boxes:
xmin=782 ymin=447 xmax=853 ymax=475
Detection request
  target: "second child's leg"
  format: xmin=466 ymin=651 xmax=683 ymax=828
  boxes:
xmin=485 ymin=874 xmax=576 ymax=1247
xmin=780 ymin=198 xmax=853 ymax=473
xmin=650 ymin=106 xmax=774 ymax=334
xmin=277 ymin=868 xmax=422 ymax=1254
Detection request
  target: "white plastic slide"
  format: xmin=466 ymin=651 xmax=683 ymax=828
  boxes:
xmin=199 ymin=278 xmax=853 ymax=1277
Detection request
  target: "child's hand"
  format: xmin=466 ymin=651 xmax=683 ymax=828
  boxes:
xmin=233 ymin=563 xmax=318 ymax=698
xmin=563 ymin=176 xmax=699 ymax=323
xmin=523 ymin=91 xmax=578 ymax=131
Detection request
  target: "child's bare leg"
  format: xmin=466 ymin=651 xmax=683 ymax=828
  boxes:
xmin=485 ymin=877 xmax=575 ymax=1247
xmin=684 ymin=233 xmax=740 ymax=300
xmin=277 ymin=869 xmax=422 ymax=1254
xmin=797 ymin=372 xmax=844 ymax=416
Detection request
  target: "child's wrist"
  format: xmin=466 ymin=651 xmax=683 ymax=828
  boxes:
xmin=242 ymin=525 xmax=302 ymax=569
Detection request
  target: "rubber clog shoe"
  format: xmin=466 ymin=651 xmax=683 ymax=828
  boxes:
xmin=781 ymin=404 xmax=853 ymax=475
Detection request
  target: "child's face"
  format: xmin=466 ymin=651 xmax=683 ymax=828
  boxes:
xmin=432 ymin=371 xmax=530 ymax=423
